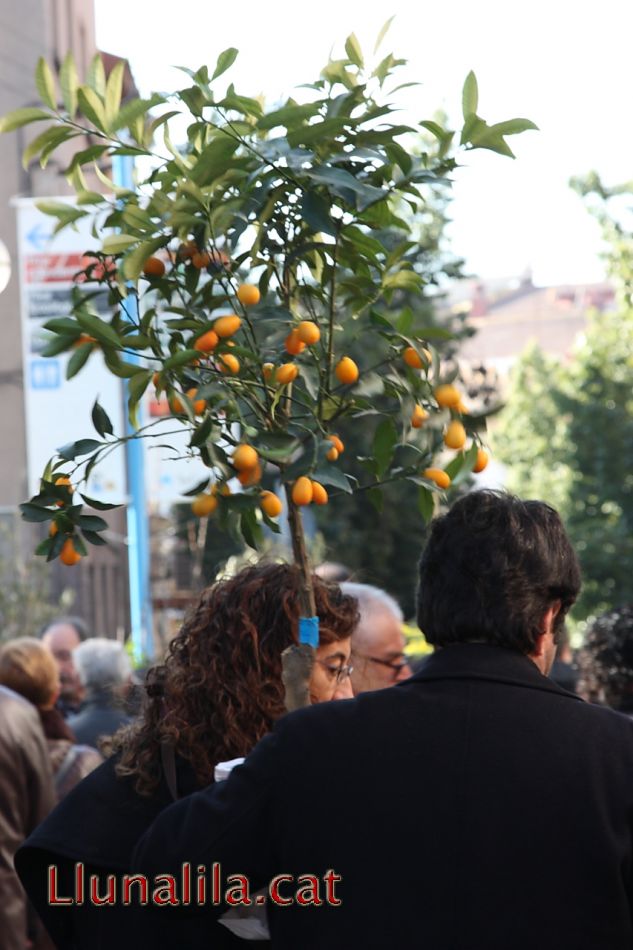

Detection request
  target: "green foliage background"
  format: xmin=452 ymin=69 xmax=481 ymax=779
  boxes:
xmin=495 ymin=314 xmax=633 ymax=626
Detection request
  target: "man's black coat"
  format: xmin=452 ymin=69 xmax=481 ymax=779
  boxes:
xmin=132 ymin=644 xmax=633 ymax=949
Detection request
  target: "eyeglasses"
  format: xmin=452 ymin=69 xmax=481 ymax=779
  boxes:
xmin=353 ymin=653 xmax=410 ymax=677
xmin=316 ymin=660 xmax=354 ymax=683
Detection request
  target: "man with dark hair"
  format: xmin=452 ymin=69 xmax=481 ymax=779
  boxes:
xmin=130 ymin=493 xmax=633 ymax=946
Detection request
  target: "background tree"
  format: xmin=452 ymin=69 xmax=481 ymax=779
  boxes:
xmin=0 ymin=525 xmax=68 ymax=642
xmin=495 ymin=173 xmax=633 ymax=627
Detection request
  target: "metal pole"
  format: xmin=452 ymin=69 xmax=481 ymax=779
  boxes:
xmin=111 ymin=154 xmax=154 ymax=661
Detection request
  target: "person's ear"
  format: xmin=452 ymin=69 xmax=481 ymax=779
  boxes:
xmin=532 ymin=602 xmax=561 ymax=659
xmin=542 ymin=601 xmax=561 ymax=637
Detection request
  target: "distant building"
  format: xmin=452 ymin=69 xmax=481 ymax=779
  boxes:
xmin=444 ymin=272 xmax=616 ymax=379
xmin=0 ymin=2 xmax=137 ymax=638
xmin=439 ymin=272 xmax=617 ymax=490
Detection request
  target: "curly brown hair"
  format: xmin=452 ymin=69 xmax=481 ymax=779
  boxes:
xmin=111 ymin=562 xmax=359 ymax=796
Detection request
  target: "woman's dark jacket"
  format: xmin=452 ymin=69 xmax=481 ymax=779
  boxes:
xmin=15 ymin=754 xmax=246 ymax=949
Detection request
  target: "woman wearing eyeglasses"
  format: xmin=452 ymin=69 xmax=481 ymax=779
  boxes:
xmin=16 ymin=562 xmax=358 ymax=950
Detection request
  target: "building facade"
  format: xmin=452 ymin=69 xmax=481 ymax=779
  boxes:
xmin=0 ymin=1 xmax=131 ymax=639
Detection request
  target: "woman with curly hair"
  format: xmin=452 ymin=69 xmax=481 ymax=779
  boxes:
xmin=15 ymin=562 xmax=359 ymax=949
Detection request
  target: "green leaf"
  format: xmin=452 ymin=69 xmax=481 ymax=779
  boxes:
xmin=189 ymin=133 xmax=239 ymax=186
xmin=257 ymin=101 xmax=320 ymax=131
xmin=462 ymin=70 xmax=478 ymax=118
xmin=374 ymin=16 xmax=395 ymax=53
xmin=287 ymin=117 xmax=352 ymax=148
xmin=91 ymin=400 xmax=114 ymax=438
xmin=211 ymin=47 xmax=238 ymax=81
xmin=64 ymin=143 xmax=109 ymax=175
xmin=373 ymin=417 xmax=398 ymax=477
xmin=342 ymin=225 xmax=384 ymax=260
xmin=300 ymin=192 xmax=335 ymax=236
xmin=66 ymin=341 xmax=94 ymax=379
xmin=0 ymin=107 xmax=51 ymax=133
xmin=35 ymin=199 xmax=78 ymax=217
xmin=35 ymin=58 xmax=57 ymax=109
xmin=78 ymin=514 xmax=108 ymax=532
xmin=372 ymin=53 xmax=406 ymax=84
xmin=489 ymin=118 xmax=539 ymax=136
xmin=181 ymin=477 xmax=211 ymax=498
xmin=256 ymin=434 xmax=301 ymax=463
xmin=58 ymin=439 xmax=102 ymax=460
xmin=76 ymin=312 xmax=121 ymax=348
xmin=123 ymin=236 xmax=167 ymax=280
xmin=121 ymin=204 xmax=152 ymax=229
xmin=444 ymin=452 xmax=466 ymax=481
xmin=163 ymin=349 xmax=200 ymax=370
xmin=76 ymin=189 xmax=106 ymax=205
xmin=102 ymin=233 xmax=138 ymax=254
xmin=20 ymin=503 xmax=54 ymax=523
xmin=127 ymin=370 xmax=153 ymax=427
xmin=77 ymin=87 xmax=107 ymax=131
xmin=305 ymin=165 xmax=384 ymax=210
xmin=417 ymin=486 xmax=435 ymax=523
xmin=40 ymin=334 xmax=76 ymax=357
xmin=60 ymin=52 xmax=79 ymax=117
xmin=35 ymin=537 xmax=55 ymax=557
xmin=310 ymin=466 xmax=353 ymax=493
xmin=79 ymin=494 xmax=121 ymax=511
xmin=113 ymin=95 xmax=164 ymax=135
xmin=221 ymin=87 xmax=262 ymax=118
xmin=22 ymin=126 xmax=70 ymax=170
xmin=240 ymin=509 xmax=263 ymax=550
xmin=87 ymin=54 xmax=106 ymax=97
xmin=104 ymin=59 xmax=125 ymax=127
xmin=81 ymin=529 xmax=108 ymax=546
xmin=189 ymin=415 xmax=213 ymax=448
xmin=345 ymin=33 xmax=364 ymax=69
xmin=395 ymin=308 xmax=414 ymax=335
xmin=42 ymin=318 xmax=78 ymax=334
xmin=451 ymin=442 xmax=480 ymax=486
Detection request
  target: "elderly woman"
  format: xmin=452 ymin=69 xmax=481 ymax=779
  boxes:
xmin=0 ymin=638 xmax=102 ymax=801
xmin=16 ymin=562 xmax=358 ymax=949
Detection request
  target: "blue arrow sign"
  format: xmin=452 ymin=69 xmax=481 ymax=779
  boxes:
xmin=26 ymin=223 xmax=52 ymax=251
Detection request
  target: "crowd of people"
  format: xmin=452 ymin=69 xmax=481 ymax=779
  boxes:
xmin=1 ymin=490 xmax=633 ymax=948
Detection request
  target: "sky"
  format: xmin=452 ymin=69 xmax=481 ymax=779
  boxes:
xmin=95 ymin=0 xmax=633 ymax=288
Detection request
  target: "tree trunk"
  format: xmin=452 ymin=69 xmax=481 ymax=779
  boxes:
xmin=281 ymin=488 xmax=316 ymax=711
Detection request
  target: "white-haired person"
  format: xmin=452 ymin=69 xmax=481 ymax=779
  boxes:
xmin=67 ymin=638 xmax=133 ymax=748
xmin=341 ymin=582 xmax=412 ymax=693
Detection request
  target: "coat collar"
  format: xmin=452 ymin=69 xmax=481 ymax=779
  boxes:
xmin=409 ymin=642 xmax=584 ymax=703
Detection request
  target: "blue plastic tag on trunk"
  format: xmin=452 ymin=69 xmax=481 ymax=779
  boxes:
xmin=299 ymin=616 xmax=319 ymax=648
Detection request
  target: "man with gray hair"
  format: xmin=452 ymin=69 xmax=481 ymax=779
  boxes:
xmin=67 ymin=639 xmax=133 ymax=748
xmin=341 ymin=582 xmax=412 ymax=694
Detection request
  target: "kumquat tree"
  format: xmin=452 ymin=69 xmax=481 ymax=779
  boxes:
xmin=0 ymin=26 xmax=535 ymax=691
